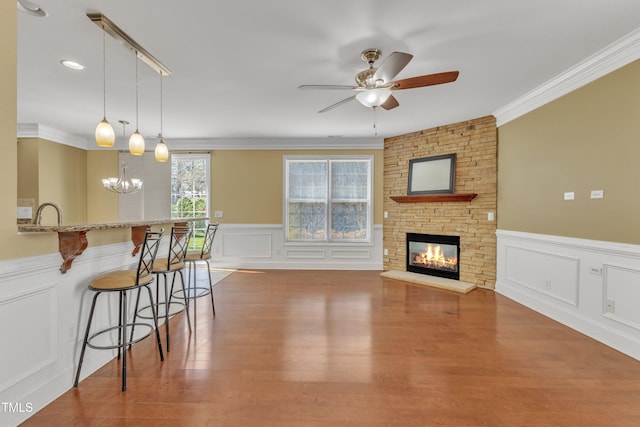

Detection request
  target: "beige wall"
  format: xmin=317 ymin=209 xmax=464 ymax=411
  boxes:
xmin=0 ymin=6 xmax=48 ymax=259
xmin=210 ymin=149 xmax=384 ymax=225
xmin=18 ymin=138 xmax=91 ymax=224
xmin=38 ymin=139 xmax=88 ymax=224
xmin=17 ymin=138 xmax=38 ymax=203
xmin=498 ymin=59 xmax=640 ymax=244
xmin=86 ymin=150 xmax=120 ymax=223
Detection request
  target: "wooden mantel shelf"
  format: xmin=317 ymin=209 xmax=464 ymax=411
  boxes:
xmin=390 ymin=193 xmax=477 ymax=203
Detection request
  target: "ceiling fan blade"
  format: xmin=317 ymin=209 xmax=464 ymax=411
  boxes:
xmin=390 ymin=71 xmax=459 ymax=90
xmin=380 ymin=95 xmax=399 ymax=110
xmin=372 ymin=52 xmax=413 ymax=84
xmin=299 ymin=84 xmax=358 ymax=90
xmin=318 ymin=95 xmax=356 ymax=113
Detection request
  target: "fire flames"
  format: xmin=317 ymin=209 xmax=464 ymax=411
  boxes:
xmin=413 ymin=244 xmax=458 ymax=271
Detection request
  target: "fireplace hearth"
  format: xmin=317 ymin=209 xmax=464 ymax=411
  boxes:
xmin=406 ymin=233 xmax=460 ymax=280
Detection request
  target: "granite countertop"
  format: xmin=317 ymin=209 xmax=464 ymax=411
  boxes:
xmin=18 ymin=217 xmax=206 ymax=233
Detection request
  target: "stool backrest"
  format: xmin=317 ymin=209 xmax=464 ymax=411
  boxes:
xmin=168 ymin=226 xmax=192 ymax=267
xmin=199 ymin=222 xmax=219 ymax=258
xmin=137 ymin=230 xmax=163 ymax=285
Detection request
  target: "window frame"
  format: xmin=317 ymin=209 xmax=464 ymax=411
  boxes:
xmin=171 ymin=153 xmax=211 ymax=251
xmin=284 ymin=155 xmax=373 ymax=244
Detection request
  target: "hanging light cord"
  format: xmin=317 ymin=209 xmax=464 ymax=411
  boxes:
xmin=159 ymin=73 xmax=163 ymax=137
xmin=135 ymin=52 xmax=139 ymax=131
xmin=373 ymin=107 xmax=378 ymax=137
xmin=102 ymin=27 xmax=107 ymax=119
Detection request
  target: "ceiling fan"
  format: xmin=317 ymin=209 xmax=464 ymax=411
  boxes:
xmin=299 ymin=48 xmax=459 ymax=113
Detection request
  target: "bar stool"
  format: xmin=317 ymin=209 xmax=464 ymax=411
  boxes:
xmin=132 ymin=226 xmax=192 ymax=352
xmin=74 ymin=230 xmax=164 ymax=391
xmin=183 ymin=222 xmax=219 ymax=318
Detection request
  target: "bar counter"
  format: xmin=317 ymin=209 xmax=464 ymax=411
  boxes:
xmin=18 ymin=217 xmax=206 ymax=273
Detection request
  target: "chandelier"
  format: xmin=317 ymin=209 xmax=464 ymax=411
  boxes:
xmin=102 ymin=161 xmax=143 ymax=194
xmin=101 ymin=120 xmax=143 ymax=194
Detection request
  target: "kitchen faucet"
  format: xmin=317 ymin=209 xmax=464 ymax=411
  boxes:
xmin=33 ymin=202 xmax=63 ymax=226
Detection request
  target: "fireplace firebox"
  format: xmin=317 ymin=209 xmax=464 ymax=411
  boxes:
xmin=406 ymin=233 xmax=460 ymax=280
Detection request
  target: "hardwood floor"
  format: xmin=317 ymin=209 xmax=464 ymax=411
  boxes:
xmin=21 ymin=270 xmax=640 ymax=426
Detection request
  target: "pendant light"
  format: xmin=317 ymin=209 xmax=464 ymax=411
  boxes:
xmin=95 ymin=27 xmax=115 ymax=147
xmin=154 ymin=73 xmax=169 ymax=162
xmin=129 ymin=52 xmax=145 ymax=155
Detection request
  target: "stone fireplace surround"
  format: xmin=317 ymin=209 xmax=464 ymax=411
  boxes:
xmin=382 ymin=115 xmax=497 ymax=289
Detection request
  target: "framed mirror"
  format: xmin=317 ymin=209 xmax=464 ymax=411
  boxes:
xmin=407 ymin=153 xmax=456 ymax=195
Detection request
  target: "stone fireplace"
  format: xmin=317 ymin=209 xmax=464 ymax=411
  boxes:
xmin=383 ymin=115 xmax=497 ymax=289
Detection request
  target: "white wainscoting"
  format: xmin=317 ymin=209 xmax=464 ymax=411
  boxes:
xmin=212 ymin=224 xmax=384 ymax=270
xmin=0 ymin=237 xmax=173 ymax=427
xmin=0 ymin=224 xmax=382 ymax=426
xmin=496 ymin=230 xmax=640 ymax=361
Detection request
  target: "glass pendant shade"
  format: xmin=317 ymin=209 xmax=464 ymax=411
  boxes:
xmin=154 ymin=138 xmax=169 ymax=162
xmin=95 ymin=118 xmax=115 ymax=147
xmin=356 ymin=88 xmax=392 ymax=108
xmin=129 ymin=130 xmax=145 ymax=155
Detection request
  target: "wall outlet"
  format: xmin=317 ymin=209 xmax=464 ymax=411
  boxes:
xmin=17 ymin=206 xmax=32 ymax=219
xmin=487 ymin=212 xmax=494 ymax=221
xmin=544 ymin=280 xmax=552 ymax=290
xmin=384 ymin=211 xmax=388 ymax=219
xmin=383 ymin=248 xmax=389 ymax=256
xmin=606 ymin=299 xmax=615 ymax=313
xmin=214 ymin=211 xmax=223 ymax=218
xmin=563 ymin=192 xmax=575 ymax=200
xmin=590 ymin=190 xmax=604 ymax=199
xmin=590 ymin=266 xmax=602 ymax=276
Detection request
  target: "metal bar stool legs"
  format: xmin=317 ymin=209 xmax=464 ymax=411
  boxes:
xmin=132 ymin=226 xmax=192 ymax=352
xmin=182 ymin=222 xmax=219 ymax=326
xmin=74 ymin=230 xmax=163 ymax=391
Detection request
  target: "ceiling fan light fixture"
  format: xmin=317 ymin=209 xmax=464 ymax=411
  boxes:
xmin=356 ymin=88 xmax=392 ymax=108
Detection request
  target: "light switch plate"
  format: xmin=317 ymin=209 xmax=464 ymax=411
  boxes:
xmin=214 ymin=211 xmax=223 ymax=218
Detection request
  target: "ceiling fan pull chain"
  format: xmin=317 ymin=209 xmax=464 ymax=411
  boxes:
xmin=373 ymin=107 xmax=378 ymax=137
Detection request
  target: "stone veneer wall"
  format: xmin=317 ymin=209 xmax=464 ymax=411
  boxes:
xmin=383 ymin=115 xmax=497 ymax=288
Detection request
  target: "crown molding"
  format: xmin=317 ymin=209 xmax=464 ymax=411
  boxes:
xmin=17 ymin=123 xmax=89 ymax=149
xmin=171 ymin=137 xmax=384 ymax=151
xmin=494 ymin=27 xmax=640 ymax=127
xmin=17 ymin=124 xmax=383 ymax=151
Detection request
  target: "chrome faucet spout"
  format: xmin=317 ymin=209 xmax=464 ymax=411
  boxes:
xmin=33 ymin=202 xmax=63 ymax=226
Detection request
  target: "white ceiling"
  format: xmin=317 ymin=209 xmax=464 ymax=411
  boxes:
xmin=16 ymin=0 xmax=640 ymax=146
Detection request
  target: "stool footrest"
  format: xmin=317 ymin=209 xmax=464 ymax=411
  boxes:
xmin=86 ymin=322 xmax=154 ymax=351
xmin=136 ymin=301 xmax=186 ymax=320
xmin=173 ymin=286 xmax=211 ymax=300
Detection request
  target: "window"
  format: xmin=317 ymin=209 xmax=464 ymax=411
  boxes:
xmin=171 ymin=153 xmax=210 ymax=250
xmin=285 ymin=156 xmax=372 ymax=242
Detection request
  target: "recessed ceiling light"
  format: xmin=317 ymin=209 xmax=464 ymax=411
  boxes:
xmin=17 ymin=0 xmax=47 ymax=17
xmin=60 ymin=60 xmax=85 ymax=71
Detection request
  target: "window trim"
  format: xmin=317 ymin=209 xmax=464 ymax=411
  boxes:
xmin=171 ymin=153 xmax=211 ymax=251
xmin=171 ymin=153 xmax=211 ymax=219
xmin=284 ymin=155 xmax=373 ymax=244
